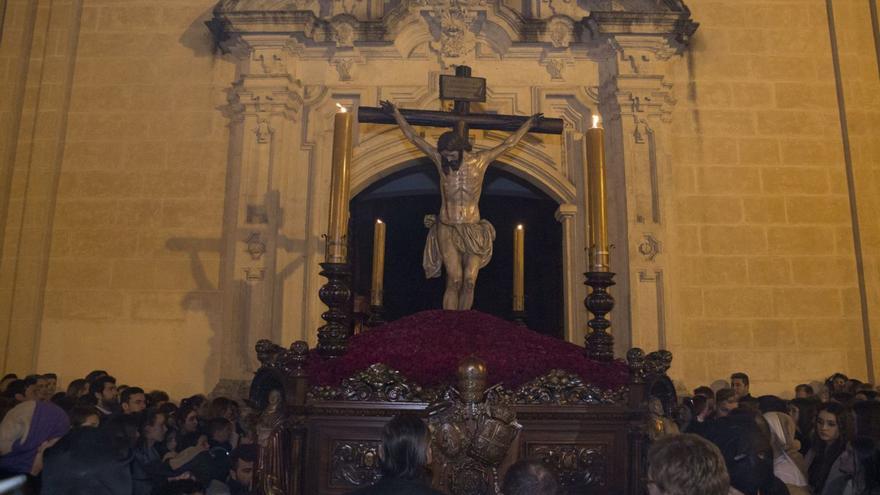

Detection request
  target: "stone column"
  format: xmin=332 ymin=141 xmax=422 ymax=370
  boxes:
xmin=555 ymin=204 xmax=579 ymax=344
xmin=218 ymin=36 xmax=302 ymax=376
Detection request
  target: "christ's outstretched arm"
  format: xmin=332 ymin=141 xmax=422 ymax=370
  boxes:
xmin=480 ymin=113 xmax=543 ymax=164
xmin=380 ymin=100 xmax=441 ymax=165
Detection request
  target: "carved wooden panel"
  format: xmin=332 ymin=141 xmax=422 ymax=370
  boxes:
xmin=329 ymin=440 xmax=381 ymax=488
xmin=527 ymin=443 xmax=608 ymax=493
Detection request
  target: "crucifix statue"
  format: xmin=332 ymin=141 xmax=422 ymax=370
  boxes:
xmin=359 ymin=66 xmax=563 ymax=310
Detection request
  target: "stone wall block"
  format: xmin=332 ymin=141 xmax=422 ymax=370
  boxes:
xmin=674 ymin=196 xmax=743 ymax=224
xmin=751 ymin=319 xmax=796 ymax=348
xmin=743 ymin=197 xmax=787 ymax=224
xmin=703 ymin=287 xmax=773 ymax=317
xmin=746 ymin=257 xmax=791 ymax=285
xmin=761 ymin=167 xmax=829 ymax=194
xmin=701 ymin=225 xmax=767 ymax=255
xmin=738 ymin=138 xmax=780 ymax=165
xmin=767 ymin=226 xmax=836 ymax=255
xmin=682 ymin=318 xmax=752 ymax=349
xmin=696 ymin=166 xmax=761 ymax=193
xmin=784 ymin=196 xmax=850 ymax=224
xmin=773 ymin=288 xmax=843 ymax=317
xmin=790 ymin=257 xmax=858 ymax=286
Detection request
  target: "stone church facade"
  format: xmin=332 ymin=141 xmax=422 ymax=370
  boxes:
xmin=0 ymin=0 xmax=877 ymax=398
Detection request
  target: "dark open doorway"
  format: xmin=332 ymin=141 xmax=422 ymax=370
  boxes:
xmin=350 ymin=159 xmax=563 ymax=338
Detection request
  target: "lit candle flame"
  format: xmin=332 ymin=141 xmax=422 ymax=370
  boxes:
xmin=592 ymin=115 xmax=600 ymax=129
xmin=377 ymin=219 xmax=383 ymax=224
xmin=517 ymin=224 xmax=523 ymax=230
xmin=336 ymin=102 xmax=347 ymax=113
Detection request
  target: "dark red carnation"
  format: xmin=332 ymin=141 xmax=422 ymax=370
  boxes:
xmin=307 ymin=310 xmax=629 ymax=390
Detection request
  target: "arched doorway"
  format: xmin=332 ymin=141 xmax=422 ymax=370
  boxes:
xmin=349 ymin=160 xmax=563 ymax=338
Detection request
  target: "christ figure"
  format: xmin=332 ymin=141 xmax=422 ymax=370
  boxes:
xmin=381 ymin=100 xmax=542 ymax=310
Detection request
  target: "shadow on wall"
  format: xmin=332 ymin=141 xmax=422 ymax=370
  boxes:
xmin=165 ymin=190 xmax=311 ymax=393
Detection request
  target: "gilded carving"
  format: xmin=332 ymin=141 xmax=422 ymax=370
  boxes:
xmin=309 ymin=363 xmax=438 ymax=402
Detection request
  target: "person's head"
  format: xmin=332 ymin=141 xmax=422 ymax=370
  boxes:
xmin=379 ymin=415 xmax=432 ymax=480
xmin=24 ymin=375 xmax=40 ymax=400
xmin=0 ymin=373 xmax=18 ymax=392
xmin=90 ymin=375 xmax=117 ymax=407
xmin=121 ymin=386 xmax=147 ymax=414
xmin=795 ymin=383 xmax=814 ymax=398
xmin=691 ymin=394 xmax=709 ymax=418
xmin=693 ymin=386 xmax=715 ymax=407
xmin=66 ymin=378 xmax=89 ymax=399
xmin=5 ymin=379 xmax=31 ymax=402
xmin=830 ymin=391 xmax=854 ymax=405
xmin=42 ymin=373 xmax=58 ymax=396
xmin=730 ymin=373 xmax=749 ymax=400
xmin=69 ymin=405 xmax=101 ymax=428
xmin=229 ymin=444 xmax=258 ymax=489
xmin=84 ymin=369 xmax=108 ymax=384
xmin=647 ymin=433 xmax=729 ymax=495
xmin=756 ymin=395 xmax=786 ymax=414
xmin=206 ymin=417 xmax=232 ymax=445
xmin=788 ymin=397 xmax=818 ymax=437
xmin=138 ymin=409 xmax=168 ymax=446
xmin=501 ymin=459 xmax=559 ymax=495
xmin=815 ymin=401 xmax=854 ymax=445
xmin=704 ymin=415 xmax=774 ymax=495
xmin=182 ymin=394 xmax=209 ymax=417
xmin=176 ymin=405 xmax=200 ymax=434
xmin=210 ymin=397 xmax=239 ymax=422
xmin=147 ymin=390 xmax=170 ymax=408
xmin=715 ymin=388 xmax=738 ymax=417
xmin=828 ymin=373 xmax=848 ymax=394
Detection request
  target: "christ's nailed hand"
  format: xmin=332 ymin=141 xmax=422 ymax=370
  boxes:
xmin=380 ymin=100 xmax=397 ymax=114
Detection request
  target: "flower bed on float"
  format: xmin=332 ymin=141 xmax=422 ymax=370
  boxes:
xmin=308 ymin=309 xmax=629 ymax=390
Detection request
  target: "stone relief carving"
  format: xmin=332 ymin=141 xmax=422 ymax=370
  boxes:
xmin=541 ymin=0 xmax=586 ymax=19
xmin=330 ymin=441 xmax=381 ymax=487
xmin=246 ymin=232 xmax=267 ymax=260
xmin=255 ymin=118 xmax=274 ymax=143
xmin=334 ymin=58 xmax=355 ymax=81
xmin=426 ymin=3 xmax=480 ymax=67
xmin=331 ymin=16 xmax=357 ymax=47
xmin=637 ymin=234 xmax=660 ymax=261
xmin=546 ymin=16 xmax=574 ymax=48
xmin=543 ymin=58 xmax=567 ymax=80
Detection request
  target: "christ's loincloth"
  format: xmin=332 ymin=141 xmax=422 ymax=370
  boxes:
xmin=423 ymin=214 xmax=496 ymax=279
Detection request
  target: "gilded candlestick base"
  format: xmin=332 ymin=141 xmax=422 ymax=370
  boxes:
xmin=365 ymin=304 xmax=386 ymax=328
xmin=511 ymin=310 xmax=527 ymax=327
xmin=317 ymin=262 xmax=352 ymax=358
xmin=584 ymin=271 xmax=615 ymax=362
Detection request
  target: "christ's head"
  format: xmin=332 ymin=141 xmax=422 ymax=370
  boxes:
xmin=437 ymin=130 xmax=469 ymax=173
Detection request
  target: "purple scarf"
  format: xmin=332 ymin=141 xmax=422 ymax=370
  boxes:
xmin=0 ymin=401 xmax=70 ymax=474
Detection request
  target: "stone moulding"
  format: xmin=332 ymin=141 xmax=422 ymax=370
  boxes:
xmin=308 ymin=364 xmax=628 ymax=405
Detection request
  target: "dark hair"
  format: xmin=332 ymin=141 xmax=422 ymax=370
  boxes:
xmin=853 ymin=437 xmax=880 ymax=492
xmin=42 ymin=373 xmax=57 ymax=380
xmin=648 ymin=433 xmax=729 ymax=495
xmin=210 ymin=397 xmax=237 ymax=418
xmin=692 ymin=395 xmax=709 ymax=416
xmin=69 ymin=405 xmax=101 ymax=428
xmin=206 ymin=417 xmax=231 ymax=438
xmin=789 ymin=398 xmax=819 ymax=438
xmin=809 ymin=402 xmax=855 ymax=492
xmin=1 ymin=373 xmax=17 ymax=381
xmin=795 ymin=384 xmax=814 ymax=395
xmin=67 ymin=378 xmax=89 ymax=397
xmin=24 ymin=375 xmax=38 ymax=386
xmin=379 ymin=415 xmax=431 ymax=480
xmin=830 ymin=392 xmax=855 ymax=405
xmin=757 ymin=395 xmax=787 ymax=414
xmin=89 ymin=375 xmax=116 ymax=397
xmin=231 ymin=444 xmax=258 ymax=468
xmin=121 ymin=386 xmax=145 ymax=405
xmin=5 ymin=379 xmax=27 ymax=399
xmin=148 ymin=390 xmax=170 ymax=406
xmin=730 ymin=373 xmax=749 ymax=386
xmin=135 ymin=409 xmax=165 ymax=444
xmin=716 ymin=388 xmax=736 ymax=404
xmin=501 ymin=460 xmax=559 ymax=495
xmin=84 ymin=370 xmax=108 ymax=383
xmin=181 ymin=394 xmax=207 ymax=410
xmin=694 ymin=386 xmax=715 ymax=400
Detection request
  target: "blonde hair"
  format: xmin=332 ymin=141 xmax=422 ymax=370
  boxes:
xmin=647 ymin=434 xmax=729 ymax=495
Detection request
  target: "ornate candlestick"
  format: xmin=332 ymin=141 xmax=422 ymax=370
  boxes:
xmin=318 ymin=104 xmax=354 ymax=357
xmin=584 ymin=271 xmax=615 ymax=361
xmin=584 ymin=114 xmax=614 ymax=361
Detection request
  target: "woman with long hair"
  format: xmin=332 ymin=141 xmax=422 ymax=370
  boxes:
xmin=347 ymin=415 xmax=444 ymax=495
xmin=806 ymin=402 xmax=861 ymax=495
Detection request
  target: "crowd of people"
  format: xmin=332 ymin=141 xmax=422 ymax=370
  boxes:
xmin=0 ymin=369 xmax=877 ymax=495
xmin=0 ymin=371 xmax=254 ymax=495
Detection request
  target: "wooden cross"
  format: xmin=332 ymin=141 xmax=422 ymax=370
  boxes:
xmin=358 ymin=66 xmax=564 ymax=138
